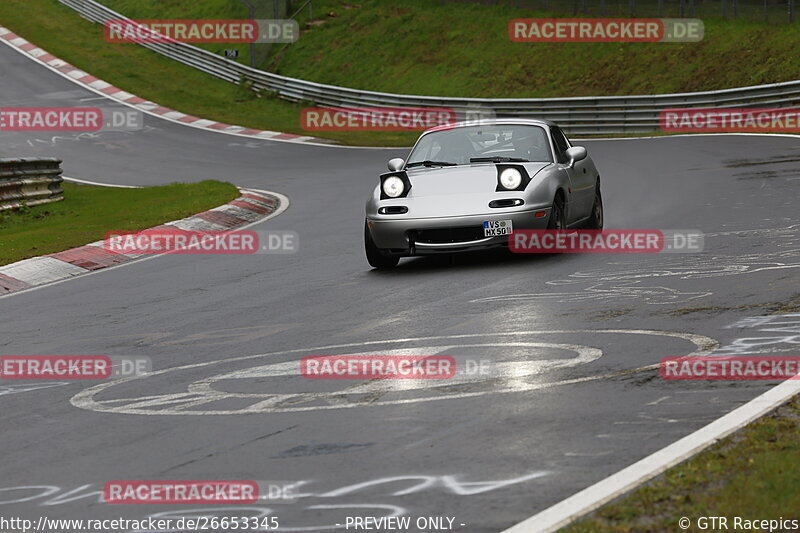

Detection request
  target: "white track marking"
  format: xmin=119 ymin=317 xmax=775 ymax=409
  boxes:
xmin=70 ymin=329 xmax=718 ymax=415
xmin=63 ymin=175 xmax=141 ymax=188
xmin=0 ymin=382 xmax=69 ymax=396
xmin=471 ymin=283 xmax=713 ymax=305
xmin=502 ymin=377 xmax=800 ymax=533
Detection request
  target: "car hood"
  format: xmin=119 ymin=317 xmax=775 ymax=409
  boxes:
xmin=396 ymin=163 xmax=551 ymax=218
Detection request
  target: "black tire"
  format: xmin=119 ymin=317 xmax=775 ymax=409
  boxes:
xmin=547 ymin=193 xmax=566 ymax=230
xmin=585 ymin=187 xmax=603 ymax=230
xmin=364 ymin=221 xmax=400 ymax=269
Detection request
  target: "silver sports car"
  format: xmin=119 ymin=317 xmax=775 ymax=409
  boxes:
xmin=364 ymin=118 xmax=603 ymax=269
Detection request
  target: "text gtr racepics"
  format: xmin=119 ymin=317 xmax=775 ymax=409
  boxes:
xmin=364 ymin=119 xmax=604 ymax=269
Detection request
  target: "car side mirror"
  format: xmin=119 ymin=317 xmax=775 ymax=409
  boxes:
xmin=387 ymin=158 xmax=405 ymax=171
xmin=565 ymin=146 xmax=587 ymax=167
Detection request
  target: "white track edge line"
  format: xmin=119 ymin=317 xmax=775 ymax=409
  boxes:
xmin=502 ymin=378 xmax=800 ymax=533
xmin=63 ymin=175 xmax=142 ymax=188
xmin=574 ymin=132 xmax=800 ymax=141
xmin=0 ymin=186 xmax=289 ymax=301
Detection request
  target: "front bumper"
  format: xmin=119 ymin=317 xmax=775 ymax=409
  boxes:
xmin=367 ymin=207 xmax=552 ymax=255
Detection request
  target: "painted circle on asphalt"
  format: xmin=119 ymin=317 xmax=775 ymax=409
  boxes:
xmin=71 ymin=329 xmax=718 ymax=415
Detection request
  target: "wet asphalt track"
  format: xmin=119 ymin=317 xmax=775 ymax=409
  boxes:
xmin=1 ymin=40 xmax=799 ymax=532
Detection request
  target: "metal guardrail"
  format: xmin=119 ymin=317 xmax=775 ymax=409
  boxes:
xmin=0 ymin=158 xmax=64 ymax=211
xmin=59 ymin=0 xmax=800 ymax=135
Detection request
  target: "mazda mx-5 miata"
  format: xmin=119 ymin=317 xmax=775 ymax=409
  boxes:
xmin=364 ymin=118 xmax=603 ymax=268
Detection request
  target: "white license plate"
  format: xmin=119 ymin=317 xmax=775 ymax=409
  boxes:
xmin=483 ymin=219 xmax=513 ymax=237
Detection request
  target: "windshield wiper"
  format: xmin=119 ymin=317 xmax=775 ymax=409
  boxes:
xmin=406 ymin=160 xmax=458 ymax=168
xmin=470 ymin=156 xmax=530 ymax=163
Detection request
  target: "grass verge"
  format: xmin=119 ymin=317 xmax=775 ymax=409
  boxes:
xmin=99 ymin=0 xmax=800 ymax=97
xmin=0 ymin=180 xmax=239 ymax=266
xmin=0 ymin=1 xmax=797 ymax=147
xmin=562 ymin=394 xmax=800 ymax=532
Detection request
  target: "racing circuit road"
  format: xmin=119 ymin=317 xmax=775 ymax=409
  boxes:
xmin=1 ymin=39 xmax=799 ymax=532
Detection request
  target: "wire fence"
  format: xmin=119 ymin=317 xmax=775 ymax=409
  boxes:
xmin=232 ymin=0 xmax=291 ymax=67
xmin=443 ymin=0 xmax=797 ymax=21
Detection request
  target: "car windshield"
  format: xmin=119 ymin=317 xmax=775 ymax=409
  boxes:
xmin=407 ymin=124 xmax=553 ymax=167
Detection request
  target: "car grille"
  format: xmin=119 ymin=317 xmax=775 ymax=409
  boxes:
xmin=412 ymin=226 xmax=485 ymax=244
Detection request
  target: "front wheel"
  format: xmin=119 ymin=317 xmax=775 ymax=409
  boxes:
xmin=547 ymin=194 xmax=566 ymax=230
xmin=365 ymin=221 xmax=400 ymax=269
xmin=585 ymin=187 xmax=603 ymax=230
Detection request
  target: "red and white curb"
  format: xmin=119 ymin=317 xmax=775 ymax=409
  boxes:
xmin=0 ymin=187 xmax=285 ymax=297
xmin=0 ymin=25 xmax=332 ymax=146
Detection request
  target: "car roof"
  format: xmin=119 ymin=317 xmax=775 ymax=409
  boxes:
xmin=423 ymin=118 xmax=556 ymax=134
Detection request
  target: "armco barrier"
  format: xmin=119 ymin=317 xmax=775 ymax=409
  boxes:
xmin=0 ymin=158 xmax=64 ymax=211
xmin=58 ymin=0 xmax=800 ymax=135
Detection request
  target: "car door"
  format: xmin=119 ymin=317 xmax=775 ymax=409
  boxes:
xmin=550 ymin=126 xmax=580 ymax=226
xmin=553 ymin=126 xmax=594 ymax=223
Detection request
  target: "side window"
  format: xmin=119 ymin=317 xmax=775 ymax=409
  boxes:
xmin=551 ymin=127 xmax=570 ymax=164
